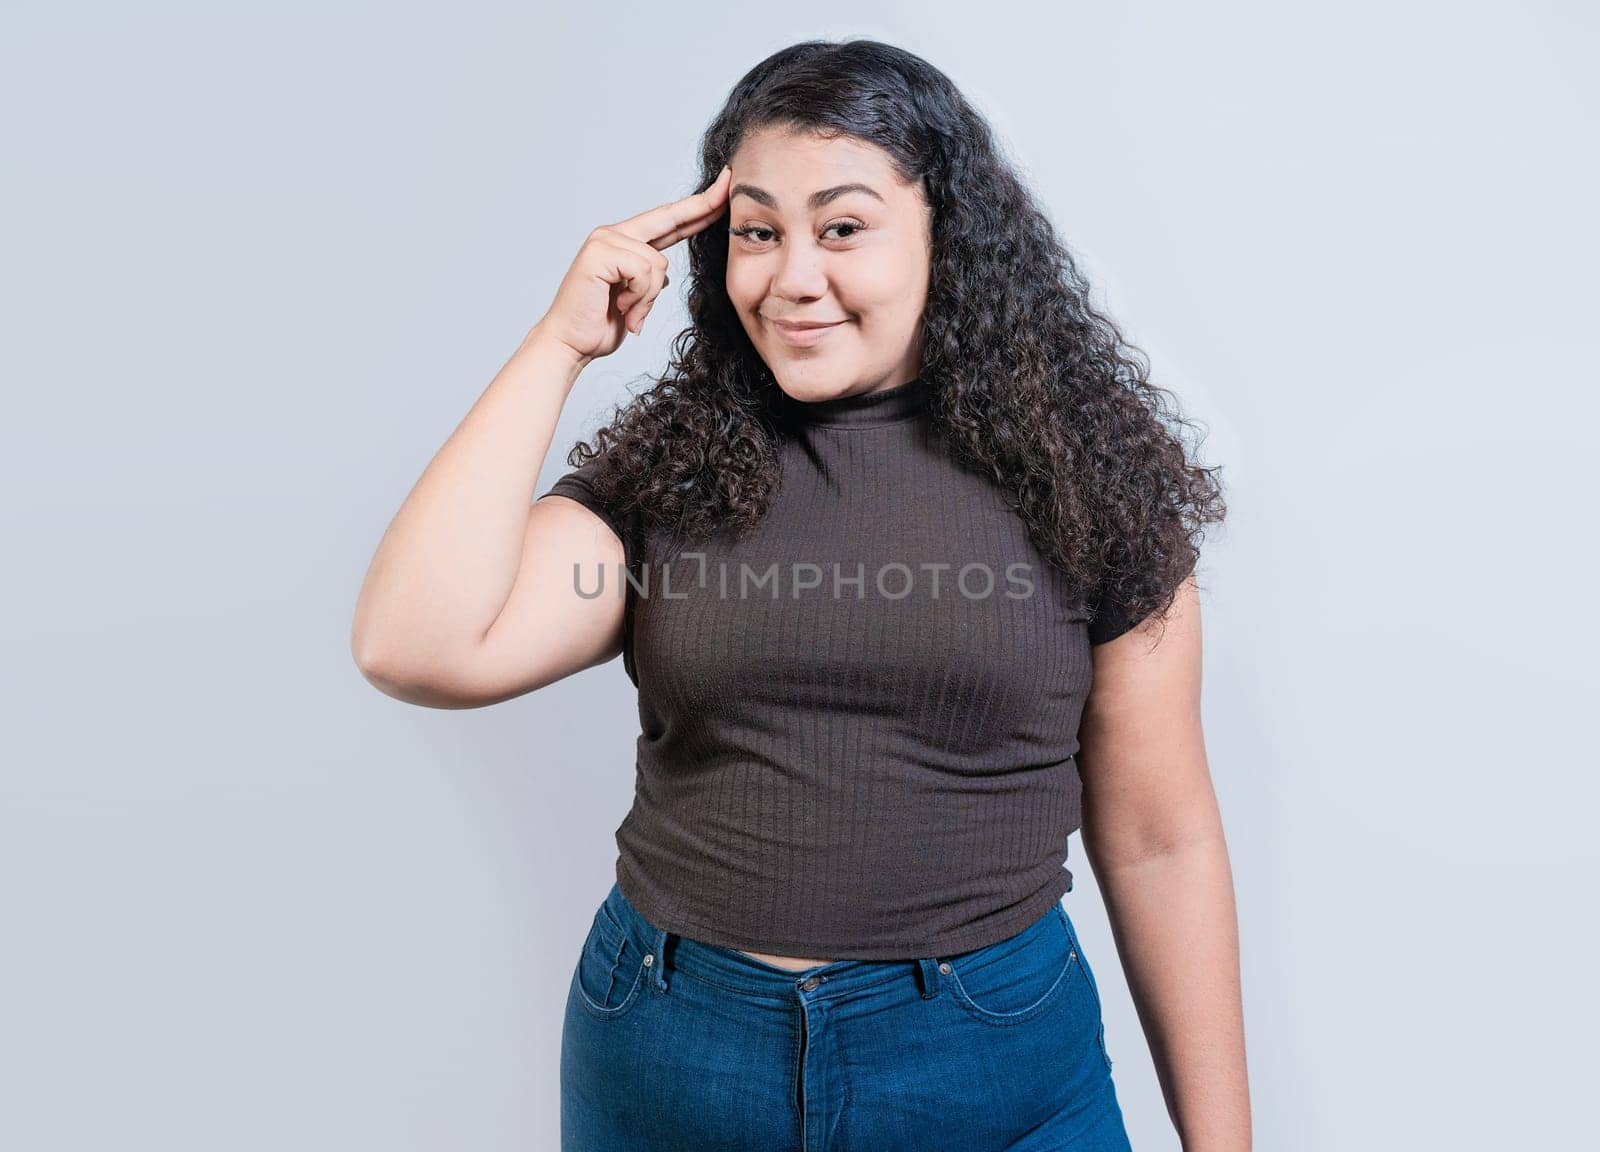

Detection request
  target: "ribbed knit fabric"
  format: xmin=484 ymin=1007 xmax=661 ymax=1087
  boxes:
xmin=539 ymin=374 xmax=1168 ymax=959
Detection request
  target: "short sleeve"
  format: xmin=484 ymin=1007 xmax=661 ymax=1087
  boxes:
xmin=1087 ymin=554 xmax=1196 ymax=647
xmin=536 ymin=451 xmax=644 ymax=687
xmin=538 ymin=453 xmax=633 ymax=568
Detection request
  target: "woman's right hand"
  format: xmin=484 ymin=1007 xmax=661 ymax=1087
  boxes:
xmin=531 ymin=164 xmax=733 ymax=365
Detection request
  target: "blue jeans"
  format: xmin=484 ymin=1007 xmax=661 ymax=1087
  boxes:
xmin=560 ymin=880 xmax=1133 ymax=1151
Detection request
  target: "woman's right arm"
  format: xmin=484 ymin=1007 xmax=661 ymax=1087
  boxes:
xmin=349 ymin=167 xmax=732 ymax=708
xmin=349 ymin=324 xmax=627 ymax=709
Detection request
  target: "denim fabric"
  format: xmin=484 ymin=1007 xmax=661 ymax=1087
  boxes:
xmin=560 ymin=880 xmax=1133 ymax=1151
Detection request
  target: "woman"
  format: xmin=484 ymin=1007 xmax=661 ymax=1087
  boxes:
xmin=352 ymin=39 xmax=1245 ymax=1152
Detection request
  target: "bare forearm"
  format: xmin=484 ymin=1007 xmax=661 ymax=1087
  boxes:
xmin=1090 ymin=833 xmax=1251 ymax=1151
xmin=350 ymin=326 xmax=586 ymax=675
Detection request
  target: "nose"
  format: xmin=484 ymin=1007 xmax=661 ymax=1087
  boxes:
xmin=767 ymin=243 xmax=830 ymax=303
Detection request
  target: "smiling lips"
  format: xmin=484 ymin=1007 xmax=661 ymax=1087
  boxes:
xmin=770 ymin=317 xmax=848 ymax=346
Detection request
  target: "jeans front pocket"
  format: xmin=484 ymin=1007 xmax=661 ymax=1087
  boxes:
xmin=944 ymin=902 xmax=1081 ymax=1026
xmin=572 ymin=900 xmax=649 ymax=1021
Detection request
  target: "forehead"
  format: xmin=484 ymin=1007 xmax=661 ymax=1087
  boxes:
xmin=727 ymin=127 xmax=918 ymax=212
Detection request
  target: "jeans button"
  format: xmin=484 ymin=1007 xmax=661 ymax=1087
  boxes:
xmin=800 ymin=975 xmax=821 ymax=991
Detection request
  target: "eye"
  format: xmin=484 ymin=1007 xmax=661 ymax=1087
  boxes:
xmin=729 ymin=219 xmax=868 ymax=246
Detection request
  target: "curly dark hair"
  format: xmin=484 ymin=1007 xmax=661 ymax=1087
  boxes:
xmin=560 ymin=37 xmax=1226 ymax=635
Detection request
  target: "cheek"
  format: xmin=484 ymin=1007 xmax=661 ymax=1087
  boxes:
xmin=839 ymin=257 xmax=917 ymax=312
xmin=724 ymin=262 xmax=761 ymax=310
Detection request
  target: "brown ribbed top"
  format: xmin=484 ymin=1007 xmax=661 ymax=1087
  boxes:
xmin=540 ymin=374 xmax=1158 ymax=959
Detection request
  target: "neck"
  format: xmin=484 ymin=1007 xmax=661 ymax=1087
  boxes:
xmin=770 ymin=374 xmax=932 ymax=429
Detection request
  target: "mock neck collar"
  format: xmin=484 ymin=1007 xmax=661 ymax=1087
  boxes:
xmin=771 ymin=375 xmax=932 ymax=429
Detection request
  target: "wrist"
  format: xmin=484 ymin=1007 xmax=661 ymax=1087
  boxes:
xmin=520 ymin=322 xmax=591 ymax=379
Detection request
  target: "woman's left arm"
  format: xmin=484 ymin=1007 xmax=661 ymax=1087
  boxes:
xmin=1075 ymin=575 xmax=1251 ymax=1152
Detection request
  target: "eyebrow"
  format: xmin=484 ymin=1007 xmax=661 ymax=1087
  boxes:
xmin=729 ymin=181 xmax=887 ymax=211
